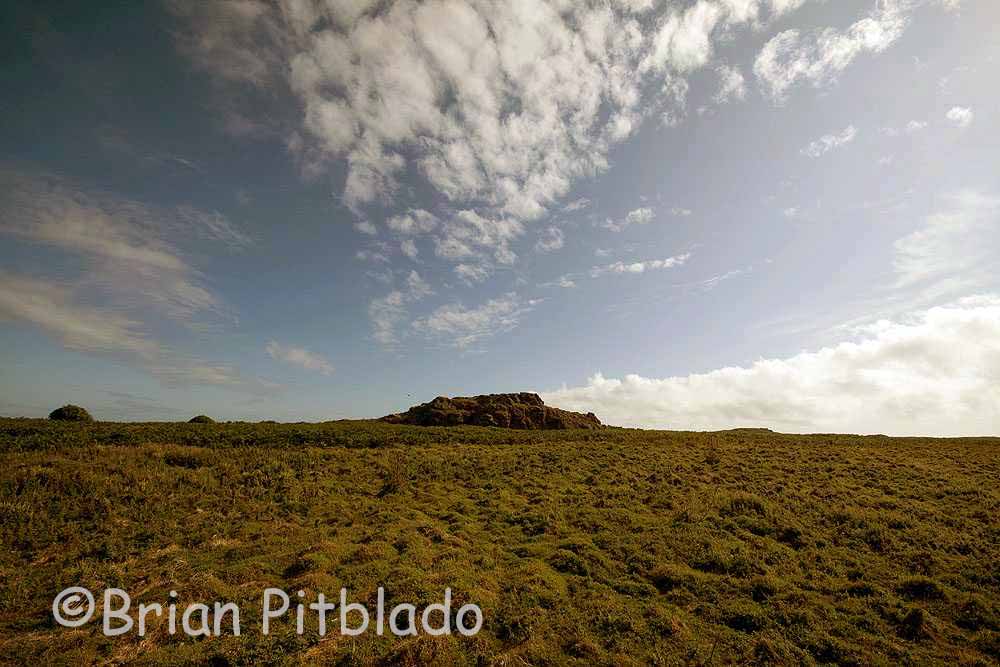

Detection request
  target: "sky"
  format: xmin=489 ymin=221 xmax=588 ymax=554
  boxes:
xmin=1 ymin=0 xmax=998 ymax=435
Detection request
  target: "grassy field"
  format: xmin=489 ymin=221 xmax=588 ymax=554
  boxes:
xmin=1 ymin=418 xmax=999 ymax=666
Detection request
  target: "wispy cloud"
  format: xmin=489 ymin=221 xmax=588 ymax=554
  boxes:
xmin=801 ymin=125 xmax=857 ymax=158
xmin=590 ymin=253 xmax=691 ymax=278
xmin=368 ymin=270 xmax=434 ymax=347
xmin=0 ymin=166 xmax=272 ymax=394
xmin=0 ymin=166 xmax=249 ymax=321
xmin=534 ymin=226 xmax=565 ymax=254
xmin=412 ymin=292 xmax=537 ymax=349
xmin=602 ymin=207 xmax=655 ymax=233
xmin=882 ymin=120 xmax=927 ymax=137
xmin=755 ymin=1 xmax=908 ymax=102
xmin=0 ymin=272 xmax=276 ymax=394
xmin=893 ymin=190 xmax=999 ymax=290
xmin=266 ymin=341 xmax=334 ymax=375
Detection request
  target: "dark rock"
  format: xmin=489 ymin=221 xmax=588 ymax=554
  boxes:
xmin=381 ymin=393 xmax=602 ymax=430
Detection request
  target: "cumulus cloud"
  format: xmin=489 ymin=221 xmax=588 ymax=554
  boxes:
xmin=754 ymin=1 xmax=908 ymax=102
xmin=945 ymin=106 xmax=974 ymax=128
xmin=266 ymin=340 xmax=334 ymax=375
xmin=603 ymin=206 xmax=656 ymax=232
xmin=434 ymin=210 xmax=523 ymax=265
xmin=714 ymin=64 xmax=747 ymax=103
xmin=400 ymin=238 xmax=418 ymax=260
xmin=356 ymin=248 xmax=389 ymax=263
xmin=590 ymin=253 xmax=691 ymax=277
xmin=354 ymin=220 xmax=377 ymax=235
xmin=535 ymin=226 xmax=565 ymax=253
xmin=562 ymin=198 xmax=591 ymax=212
xmin=412 ymin=292 xmax=537 ymax=348
xmin=386 ymin=209 xmax=438 ymax=235
xmin=170 ymin=0 xmax=825 ymax=236
xmin=801 ymin=125 xmax=858 ymax=157
xmin=454 ymin=263 xmax=491 ymax=286
xmin=543 ymin=296 xmax=1000 ymax=436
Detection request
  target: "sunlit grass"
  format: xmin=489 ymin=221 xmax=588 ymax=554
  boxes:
xmin=1 ymin=418 xmax=998 ymax=665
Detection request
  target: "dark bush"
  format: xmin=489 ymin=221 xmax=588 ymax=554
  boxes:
xmin=188 ymin=415 xmax=215 ymax=424
xmin=48 ymin=405 xmax=93 ymax=422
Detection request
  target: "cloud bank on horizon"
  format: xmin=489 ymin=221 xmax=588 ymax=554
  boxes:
xmin=543 ymin=296 xmax=1000 ymax=436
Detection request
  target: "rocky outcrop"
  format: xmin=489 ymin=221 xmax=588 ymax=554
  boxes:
xmin=381 ymin=392 xmax=602 ymax=430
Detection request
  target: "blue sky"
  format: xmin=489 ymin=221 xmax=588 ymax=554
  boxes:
xmin=1 ymin=0 xmax=998 ymax=434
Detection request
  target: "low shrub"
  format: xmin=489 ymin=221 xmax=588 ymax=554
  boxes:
xmin=48 ymin=405 xmax=93 ymax=422
xmin=188 ymin=415 xmax=216 ymax=424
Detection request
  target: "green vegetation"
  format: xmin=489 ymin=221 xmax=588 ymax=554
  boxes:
xmin=1 ymin=418 xmax=998 ymax=665
xmin=47 ymin=405 xmax=94 ymax=422
xmin=188 ymin=415 xmax=217 ymax=424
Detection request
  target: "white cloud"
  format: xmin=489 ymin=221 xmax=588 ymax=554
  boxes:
xmin=603 ymin=206 xmax=656 ymax=232
xmin=714 ymin=64 xmax=747 ymax=103
xmin=386 ymin=209 xmax=438 ymax=235
xmin=562 ymin=198 xmax=591 ymax=212
xmin=754 ymin=1 xmax=908 ymax=102
xmin=356 ymin=248 xmax=389 ymax=263
xmin=883 ymin=120 xmax=928 ymax=137
xmin=266 ymin=340 xmax=334 ymax=375
xmin=354 ymin=220 xmax=378 ymax=235
xmin=405 ymin=270 xmax=433 ymax=300
xmin=368 ymin=290 xmax=408 ymax=347
xmin=801 ymin=125 xmax=857 ymax=157
xmin=540 ymin=275 xmax=578 ymax=289
xmin=535 ymin=226 xmax=565 ymax=253
xmin=591 ymin=252 xmax=691 ymax=277
xmin=172 ymin=0 xmax=819 ymax=239
xmin=945 ymin=106 xmax=974 ymax=128
xmin=670 ymin=207 xmax=693 ymax=217
xmin=434 ymin=210 xmax=523 ymax=265
xmin=368 ymin=270 xmax=434 ymax=346
xmin=543 ymin=296 xmax=1000 ymax=436
xmin=454 ymin=263 xmax=491 ymax=286
xmin=400 ymin=238 xmax=418 ymax=260
xmin=412 ymin=292 xmax=535 ymax=349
